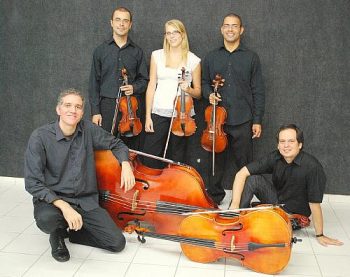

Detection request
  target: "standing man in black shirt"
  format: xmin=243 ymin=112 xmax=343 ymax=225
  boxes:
xmin=25 ymin=88 xmax=136 ymax=262
xmin=89 ymin=7 xmax=148 ymax=149
xmin=230 ymin=124 xmax=343 ymax=246
xmin=202 ymin=13 xmax=265 ymax=204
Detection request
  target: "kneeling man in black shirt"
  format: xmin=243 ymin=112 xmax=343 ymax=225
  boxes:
xmin=25 ymin=88 xmax=136 ymax=262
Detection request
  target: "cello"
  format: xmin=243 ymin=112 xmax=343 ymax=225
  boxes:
xmin=95 ymin=149 xmax=217 ymax=234
xmin=117 ymin=68 xmax=142 ymax=137
xmin=201 ymin=74 xmax=228 ymax=175
xmin=125 ymin=207 xmax=300 ymax=275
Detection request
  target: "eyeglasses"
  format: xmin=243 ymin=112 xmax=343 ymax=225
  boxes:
xmin=165 ymin=30 xmax=181 ymax=37
xmin=222 ymin=24 xmax=240 ymax=30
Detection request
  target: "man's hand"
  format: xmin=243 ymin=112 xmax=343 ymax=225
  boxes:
xmin=120 ymin=161 xmax=136 ymax=192
xmin=252 ymin=124 xmax=262 ymax=139
xmin=209 ymin=92 xmax=222 ymax=105
xmin=92 ymin=114 xmax=102 ymax=126
xmin=317 ymin=235 xmax=343 ymax=246
xmin=53 ymin=199 xmax=83 ymax=231
xmin=120 ymin=85 xmax=134 ymax=96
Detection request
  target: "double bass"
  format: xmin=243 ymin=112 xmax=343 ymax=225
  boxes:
xmin=115 ymin=68 xmax=142 ymax=137
xmin=95 ymin=150 xmax=217 ymax=234
xmin=126 ymin=207 xmax=299 ymax=275
xmin=201 ymin=74 xmax=228 ymax=175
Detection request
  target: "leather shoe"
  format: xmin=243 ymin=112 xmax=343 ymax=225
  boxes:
xmin=49 ymin=229 xmax=70 ymax=262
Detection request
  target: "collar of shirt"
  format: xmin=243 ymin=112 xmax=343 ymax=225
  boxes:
xmin=54 ymin=119 xmax=83 ymax=141
xmin=219 ymin=43 xmax=247 ymax=53
xmin=106 ymin=36 xmax=135 ymax=49
xmin=277 ymin=150 xmax=304 ymax=166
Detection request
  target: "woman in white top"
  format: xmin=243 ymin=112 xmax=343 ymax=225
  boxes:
xmin=142 ymin=19 xmax=201 ymax=168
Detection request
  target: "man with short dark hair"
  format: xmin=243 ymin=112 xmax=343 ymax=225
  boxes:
xmin=202 ymin=13 xmax=265 ymax=204
xmin=89 ymin=7 xmax=148 ymax=149
xmin=25 ymin=88 xmax=136 ymax=262
xmin=230 ymin=124 xmax=343 ymax=246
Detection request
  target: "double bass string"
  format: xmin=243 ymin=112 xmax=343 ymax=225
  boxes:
xmin=102 ymin=191 xmax=208 ymax=214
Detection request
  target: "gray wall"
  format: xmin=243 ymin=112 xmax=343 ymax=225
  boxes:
xmin=1 ymin=0 xmax=349 ymax=195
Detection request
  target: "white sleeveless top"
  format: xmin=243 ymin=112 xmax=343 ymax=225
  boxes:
xmin=151 ymin=49 xmax=201 ymax=117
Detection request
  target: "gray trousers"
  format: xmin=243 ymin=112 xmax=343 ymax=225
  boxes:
xmin=34 ymin=200 xmax=125 ymax=252
xmin=240 ymin=175 xmax=278 ymax=208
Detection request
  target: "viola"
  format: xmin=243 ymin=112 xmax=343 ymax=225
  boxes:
xmin=171 ymin=67 xmax=196 ymax=137
xmin=201 ymin=74 xmax=227 ymax=153
xmin=126 ymin=207 xmax=298 ymax=275
xmin=201 ymin=74 xmax=227 ymax=176
xmin=95 ymin=150 xmax=217 ymax=234
xmin=118 ymin=68 xmax=142 ymax=137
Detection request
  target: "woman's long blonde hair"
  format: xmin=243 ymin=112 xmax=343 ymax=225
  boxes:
xmin=163 ymin=19 xmax=189 ymax=67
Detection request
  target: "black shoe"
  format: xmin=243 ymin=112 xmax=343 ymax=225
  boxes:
xmin=49 ymin=229 xmax=70 ymax=262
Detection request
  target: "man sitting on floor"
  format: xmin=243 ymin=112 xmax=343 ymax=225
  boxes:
xmin=229 ymin=124 xmax=343 ymax=246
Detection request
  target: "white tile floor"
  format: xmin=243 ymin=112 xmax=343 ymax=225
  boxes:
xmin=0 ymin=176 xmax=349 ymax=277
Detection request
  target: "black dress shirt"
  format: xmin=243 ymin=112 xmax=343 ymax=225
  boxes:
xmin=202 ymin=44 xmax=265 ymax=126
xmin=247 ymin=150 xmax=326 ymax=216
xmin=24 ymin=119 xmax=129 ymax=211
xmin=89 ymin=37 xmax=149 ymax=115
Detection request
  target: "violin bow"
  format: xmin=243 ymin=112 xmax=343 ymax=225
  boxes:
xmin=162 ymin=67 xmax=186 ymax=158
xmin=182 ymin=204 xmax=285 ymax=215
xmin=130 ymin=149 xmax=190 ymax=168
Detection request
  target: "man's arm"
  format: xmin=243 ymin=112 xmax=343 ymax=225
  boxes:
xmin=250 ymin=53 xmax=265 ymax=125
xmin=88 ymin=49 xmax=102 ymax=116
xmin=201 ymin=54 xmax=213 ymax=100
xmin=24 ymin=131 xmax=59 ymax=203
xmin=309 ymin=203 xmax=343 ymax=246
xmin=130 ymin=49 xmax=149 ymax=96
xmin=91 ymin=123 xmax=135 ymax=191
xmin=230 ymin=166 xmax=251 ymax=209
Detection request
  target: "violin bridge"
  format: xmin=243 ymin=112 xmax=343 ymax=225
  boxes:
xmin=131 ymin=190 xmax=139 ymax=211
xmin=230 ymin=235 xmax=236 ymax=252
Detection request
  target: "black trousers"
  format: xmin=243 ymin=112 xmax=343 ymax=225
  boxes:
xmin=34 ymin=201 xmax=126 ymax=252
xmin=141 ymin=114 xmax=190 ymax=168
xmin=240 ymin=175 xmax=278 ymax=208
xmin=100 ymin=97 xmax=141 ymax=150
xmin=206 ymin=121 xmax=253 ymax=204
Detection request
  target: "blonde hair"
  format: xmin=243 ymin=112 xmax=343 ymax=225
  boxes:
xmin=163 ymin=19 xmax=189 ymax=67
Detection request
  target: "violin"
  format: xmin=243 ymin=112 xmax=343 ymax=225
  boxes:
xmin=117 ymin=68 xmax=142 ymax=137
xmin=126 ymin=207 xmax=298 ymax=275
xmin=171 ymin=67 xmax=196 ymax=137
xmin=95 ymin=150 xmax=217 ymax=234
